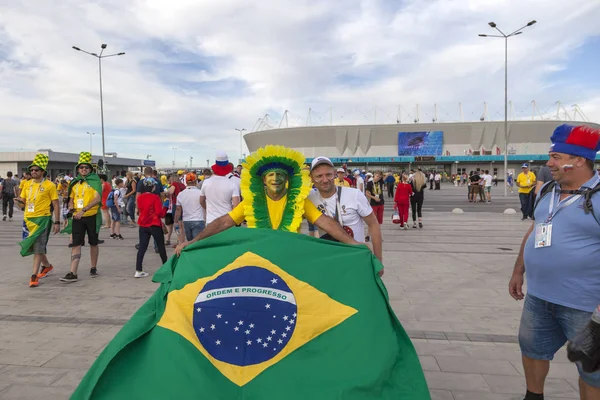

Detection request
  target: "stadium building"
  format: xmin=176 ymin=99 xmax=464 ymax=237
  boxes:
xmin=244 ymin=120 xmax=600 ymax=178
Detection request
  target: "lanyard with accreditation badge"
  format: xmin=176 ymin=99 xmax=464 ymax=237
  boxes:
xmin=534 ymin=175 xmax=600 ymax=248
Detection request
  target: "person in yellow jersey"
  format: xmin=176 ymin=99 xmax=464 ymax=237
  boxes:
xmin=334 ymin=168 xmax=350 ymax=187
xmin=516 ymin=163 xmax=537 ymax=220
xmin=60 ymin=152 xmax=103 ymax=283
xmin=175 ymin=145 xmax=359 ymax=256
xmin=15 ymin=154 xmax=60 ymax=287
xmin=16 ymin=171 xmax=31 ymax=198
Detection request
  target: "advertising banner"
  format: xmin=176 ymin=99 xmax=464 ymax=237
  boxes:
xmin=397 ymin=131 xmax=443 ymax=156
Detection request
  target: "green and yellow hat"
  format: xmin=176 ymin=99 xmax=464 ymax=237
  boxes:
xmin=28 ymin=153 xmax=49 ymax=171
xmin=76 ymin=151 xmax=93 ymax=169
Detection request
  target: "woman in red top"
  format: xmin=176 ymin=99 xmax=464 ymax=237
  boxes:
xmin=100 ymin=175 xmax=112 ymax=228
xmin=394 ymin=173 xmax=413 ymax=229
xmin=135 ymin=178 xmax=168 ymax=278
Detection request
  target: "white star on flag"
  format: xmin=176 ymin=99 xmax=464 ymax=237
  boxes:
xmin=225 ymin=321 xmax=228 ymax=324
xmin=216 ymin=314 xmax=222 ymax=319
xmin=283 ymin=315 xmax=288 ymax=321
xmin=257 ymin=338 xmax=262 ymax=343
xmin=289 ymin=319 xmax=295 ymax=325
xmin=246 ymin=340 xmax=252 ymax=345
xmin=216 ymin=340 xmax=221 ymax=345
xmin=293 ymin=313 xmax=297 ymax=317
xmin=271 ymin=278 xmax=278 ymax=284
xmin=234 ymin=326 xmax=239 ymax=331
xmin=267 ymin=336 xmax=272 ymax=341
xmin=285 ymin=326 xmax=291 ymax=331
xmin=196 ymin=308 xmax=202 ymax=312
xmin=249 ymin=323 xmax=255 ymax=328
xmin=282 ymin=333 xmax=287 ymax=338
xmin=210 ymin=324 xmax=216 ymax=330
xmin=263 ymin=343 xmax=268 ymax=348
xmin=278 ymin=339 xmax=283 ymax=344
xmin=271 ymin=329 xmax=276 ymax=335
xmin=245 ymin=330 xmax=250 ymax=334
xmin=238 ymin=320 xmax=244 ymax=325
xmin=265 ymin=304 xmax=271 ymax=309
xmin=199 ymin=327 xmax=205 ymax=333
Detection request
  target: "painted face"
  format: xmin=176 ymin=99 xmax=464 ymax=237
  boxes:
xmin=263 ymin=171 xmax=288 ymax=196
xmin=311 ymin=165 xmax=336 ymax=194
xmin=547 ymin=152 xmax=576 ymax=182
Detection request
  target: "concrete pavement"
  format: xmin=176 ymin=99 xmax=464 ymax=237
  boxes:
xmin=0 ymin=186 xmax=581 ymax=399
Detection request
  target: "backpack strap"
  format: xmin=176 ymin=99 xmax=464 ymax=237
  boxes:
xmin=533 ymin=181 xmax=556 ymax=213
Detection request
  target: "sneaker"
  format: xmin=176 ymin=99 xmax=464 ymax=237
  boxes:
xmin=90 ymin=268 xmax=98 ymax=278
xmin=37 ymin=265 xmax=54 ymax=278
xmin=29 ymin=274 xmax=39 ymax=287
xmin=399 ymin=224 xmax=404 ymax=229
xmin=2 ymin=215 xmax=6 ymax=221
xmin=412 ymin=223 xmax=417 ymax=229
xmin=97 ymin=240 xmax=105 ymax=244
xmin=117 ymin=234 xmax=124 ymax=240
xmin=134 ymin=271 xmax=149 ymax=278
xmin=165 ymin=240 xmax=171 ymax=246
xmin=8 ymin=217 xmax=12 ymax=221
xmin=110 ymin=233 xmax=117 ymax=239
xmin=418 ymin=222 xmax=423 ymax=228
xmin=60 ymin=272 xmax=78 ymax=283
xmin=404 ymin=224 xmax=408 ymax=230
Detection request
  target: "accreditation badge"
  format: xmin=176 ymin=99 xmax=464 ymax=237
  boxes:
xmin=27 ymin=203 xmax=35 ymax=213
xmin=77 ymin=199 xmax=84 ymax=209
xmin=534 ymin=222 xmax=552 ymax=248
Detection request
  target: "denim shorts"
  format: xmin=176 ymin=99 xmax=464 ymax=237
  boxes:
xmin=110 ymin=206 xmax=120 ymax=222
xmin=184 ymin=220 xmax=205 ymax=241
xmin=519 ymin=294 xmax=600 ymax=387
xmin=307 ymin=221 xmax=317 ymax=232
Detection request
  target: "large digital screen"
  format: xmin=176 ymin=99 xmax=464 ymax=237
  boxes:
xmin=397 ymin=131 xmax=443 ymax=156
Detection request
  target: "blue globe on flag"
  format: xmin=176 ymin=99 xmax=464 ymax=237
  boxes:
xmin=193 ymin=266 xmax=298 ymax=366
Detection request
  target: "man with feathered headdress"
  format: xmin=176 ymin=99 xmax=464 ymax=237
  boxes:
xmin=176 ymin=145 xmax=359 ymax=255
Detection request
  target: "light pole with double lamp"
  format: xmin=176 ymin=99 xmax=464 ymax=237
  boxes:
xmin=479 ymin=20 xmax=536 ymax=196
xmin=72 ymin=44 xmax=125 ymax=172
xmin=235 ymin=128 xmax=247 ymax=164
xmin=172 ymin=147 xmax=178 ymax=168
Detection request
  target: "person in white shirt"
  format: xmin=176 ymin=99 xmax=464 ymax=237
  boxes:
xmin=434 ymin=172 xmax=441 ymax=190
xmin=200 ymin=151 xmax=240 ymax=225
xmin=308 ymin=157 xmax=382 ymax=262
xmin=226 ymin=162 xmax=241 ymax=198
xmin=354 ymin=170 xmax=365 ymax=193
xmin=482 ymin=169 xmax=493 ymax=203
xmin=175 ymin=173 xmax=206 ymax=241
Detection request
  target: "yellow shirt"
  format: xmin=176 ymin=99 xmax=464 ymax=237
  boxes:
xmin=516 ymin=171 xmax=536 ymax=194
xmin=19 ymin=178 xmax=30 ymax=195
xmin=23 ymin=179 xmax=58 ymax=218
xmin=229 ymin=196 xmax=322 ymax=230
xmin=71 ymin=181 xmax=100 ymax=217
xmin=334 ymin=178 xmax=350 ymax=187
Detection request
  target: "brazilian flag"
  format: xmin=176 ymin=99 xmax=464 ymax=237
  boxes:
xmin=72 ymin=229 xmax=430 ymax=399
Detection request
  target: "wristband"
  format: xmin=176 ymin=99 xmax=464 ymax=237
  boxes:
xmin=53 ymin=221 xmax=60 ymax=225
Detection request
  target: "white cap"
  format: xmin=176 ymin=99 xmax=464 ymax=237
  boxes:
xmin=353 ymin=169 xmax=360 ymax=175
xmin=366 ymin=172 xmax=373 ymax=177
xmin=215 ymin=150 xmax=229 ymax=165
xmin=337 ymin=168 xmax=346 ymax=173
xmin=310 ymin=156 xmax=333 ymax=171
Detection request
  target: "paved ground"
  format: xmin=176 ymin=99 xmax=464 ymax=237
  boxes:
xmin=0 ymin=186 xmax=581 ymax=399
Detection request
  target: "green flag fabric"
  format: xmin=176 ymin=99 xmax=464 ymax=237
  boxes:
xmin=19 ymin=215 xmax=51 ymax=257
xmin=61 ymin=173 xmax=103 ymax=235
xmin=72 ymin=228 xmax=430 ymax=400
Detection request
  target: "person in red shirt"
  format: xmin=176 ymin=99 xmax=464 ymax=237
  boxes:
xmin=393 ymin=174 xmax=413 ymax=229
xmin=135 ymin=178 xmax=168 ymax=278
xmin=100 ymin=174 xmax=112 ymax=228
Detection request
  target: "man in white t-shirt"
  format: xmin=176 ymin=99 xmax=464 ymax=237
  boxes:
xmin=482 ymin=169 xmax=493 ymax=203
xmin=226 ymin=162 xmax=241 ymax=198
xmin=200 ymin=151 xmax=240 ymax=225
xmin=353 ymin=170 xmax=365 ymax=193
xmin=175 ymin=173 xmax=206 ymax=241
xmin=308 ymin=157 xmax=382 ymax=262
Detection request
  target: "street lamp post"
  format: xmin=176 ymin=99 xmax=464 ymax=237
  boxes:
xmin=479 ymin=20 xmax=536 ymax=196
xmin=72 ymin=44 xmax=125 ymax=172
xmin=86 ymin=131 xmax=95 ymax=154
xmin=172 ymin=147 xmax=178 ymax=168
xmin=235 ymin=128 xmax=247 ymax=164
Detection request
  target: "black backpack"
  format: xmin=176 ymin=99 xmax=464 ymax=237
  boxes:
xmin=534 ymin=180 xmax=600 ymax=225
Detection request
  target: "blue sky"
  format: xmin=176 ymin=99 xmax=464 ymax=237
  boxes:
xmin=0 ymin=0 xmax=599 ymax=167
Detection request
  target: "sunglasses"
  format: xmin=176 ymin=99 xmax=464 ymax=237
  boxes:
xmin=29 ymin=168 xmax=41 ymax=172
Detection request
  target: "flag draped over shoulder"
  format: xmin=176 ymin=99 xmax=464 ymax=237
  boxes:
xmin=61 ymin=173 xmax=103 ymax=234
xmin=72 ymin=228 xmax=430 ymax=400
xmin=19 ymin=215 xmax=51 ymax=257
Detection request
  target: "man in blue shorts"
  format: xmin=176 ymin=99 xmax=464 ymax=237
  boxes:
xmin=509 ymin=124 xmax=600 ymax=400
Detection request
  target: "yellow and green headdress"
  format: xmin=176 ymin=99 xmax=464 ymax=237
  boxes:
xmin=241 ymin=145 xmax=311 ymax=232
xmin=76 ymin=151 xmax=93 ymax=169
xmin=29 ymin=153 xmax=49 ymax=171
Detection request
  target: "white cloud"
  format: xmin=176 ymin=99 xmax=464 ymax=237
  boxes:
xmin=0 ymin=0 xmax=599 ymax=167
